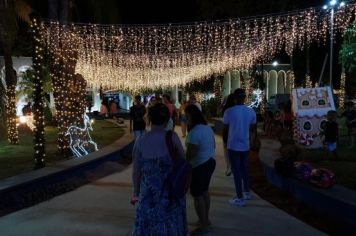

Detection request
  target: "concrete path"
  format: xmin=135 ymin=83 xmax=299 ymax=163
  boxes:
xmin=0 ymin=129 xmax=325 ymax=236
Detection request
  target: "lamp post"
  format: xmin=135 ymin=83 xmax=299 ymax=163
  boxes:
xmin=323 ymin=0 xmax=345 ymax=89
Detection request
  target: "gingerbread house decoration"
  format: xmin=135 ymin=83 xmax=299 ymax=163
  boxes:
xmin=292 ymin=86 xmax=335 ymax=149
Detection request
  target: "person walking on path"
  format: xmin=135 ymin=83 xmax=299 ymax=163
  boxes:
xmin=185 ymin=104 xmax=216 ymax=235
xmin=130 ymin=95 xmax=146 ymax=139
xmin=99 ymin=101 xmax=108 ymax=118
xmin=132 ymin=103 xmax=187 ymax=236
xmin=163 ymin=94 xmax=177 ymax=131
xmin=109 ymin=100 xmax=118 ymax=118
xmin=178 ymin=100 xmax=188 ymax=138
xmin=221 ymin=93 xmax=235 ymax=176
xmin=223 ymin=89 xmax=257 ymax=207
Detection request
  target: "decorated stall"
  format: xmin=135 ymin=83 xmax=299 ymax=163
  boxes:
xmin=292 ymin=87 xmax=335 ymax=149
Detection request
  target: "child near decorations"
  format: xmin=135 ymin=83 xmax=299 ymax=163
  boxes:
xmin=322 ymin=110 xmax=338 ymax=161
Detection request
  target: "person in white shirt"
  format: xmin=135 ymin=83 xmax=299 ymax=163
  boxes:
xmin=223 ymin=89 xmax=257 ymax=207
xmin=186 ymin=104 xmax=216 ymax=235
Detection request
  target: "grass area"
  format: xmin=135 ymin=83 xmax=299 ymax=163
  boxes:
xmin=0 ymin=120 xmax=125 ymax=180
xmin=300 ymin=115 xmax=356 ymax=191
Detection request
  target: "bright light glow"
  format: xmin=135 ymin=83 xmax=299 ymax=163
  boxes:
xmin=272 ymin=61 xmax=279 ymax=67
xmin=19 ymin=115 xmax=35 ymax=130
xmin=248 ymin=89 xmax=263 ymax=109
xmin=323 ymin=5 xmax=328 ymax=9
xmin=330 ymin=0 xmax=337 ymax=6
xmin=340 ymin=2 xmax=345 ymax=7
xmin=90 ymin=118 xmax=95 ymax=124
xmin=65 ymin=114 xmax=98 ymax=157
xmin=19 ymin=116 xmax=27 ymax=124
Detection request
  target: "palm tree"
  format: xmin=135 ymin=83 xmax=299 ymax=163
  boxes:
xmin=0 ymin=0 xmax=32 ymax=144
xmin=16 ymin=67 xmax=52 ymax=104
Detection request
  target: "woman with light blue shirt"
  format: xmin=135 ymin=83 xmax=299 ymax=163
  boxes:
xmin=185 ymin=105 xmax=216 ymax=235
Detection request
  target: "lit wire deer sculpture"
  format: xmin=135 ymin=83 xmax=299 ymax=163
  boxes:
xmin=65 ymin=114 xmax=98 ymax=157
xmin=248 ymin=89 xmax=263 ymax=109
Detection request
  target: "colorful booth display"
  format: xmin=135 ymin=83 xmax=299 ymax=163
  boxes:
xmin=292 ymin=87 xmax=335 ymax=149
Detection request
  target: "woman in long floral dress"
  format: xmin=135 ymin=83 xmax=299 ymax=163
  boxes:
xmin=132 ymin=103 xmax=187 ymax=236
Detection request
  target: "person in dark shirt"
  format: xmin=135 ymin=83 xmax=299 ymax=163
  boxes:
xmin=130 ymin=95 xmax=146 ymax=139
xmin=323 ymin=110 xmax=338 ymax=160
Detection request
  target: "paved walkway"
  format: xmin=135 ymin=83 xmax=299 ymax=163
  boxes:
xmin=0 ymin=128 xmax=325 ymax=236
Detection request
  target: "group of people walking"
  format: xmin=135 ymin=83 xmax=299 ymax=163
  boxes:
xmin=100 ymin=99 xmax=120 ymax=118
xmin=131 ymin=88 xmax=257 ymax=235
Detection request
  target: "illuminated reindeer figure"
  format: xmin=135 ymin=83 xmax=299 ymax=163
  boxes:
xmin=65 ymin=114 xmax=98 ymax=157
xmin=248 ymin=89 xmax=263 ymax=109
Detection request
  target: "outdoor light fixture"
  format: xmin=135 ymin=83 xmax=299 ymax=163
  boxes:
xmin=19 ymin=116 xmax=27 ymax=124
xmin=272 ymin=61 xmax=278 ymax=67
xmin=330 ymin=0 xmax=337 ymax=6
xmin=340 ymin=1 xmax=345 ymax=7
xmin=323 ymin=5 xmax=328 ymax=9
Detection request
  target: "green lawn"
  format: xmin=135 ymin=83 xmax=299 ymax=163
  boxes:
xmin=301 ymin=115 xmax=356 ymax=191
xmin=0 ymin=120 xmax=125 ymax=180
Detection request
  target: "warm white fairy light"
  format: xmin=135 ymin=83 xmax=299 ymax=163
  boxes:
xmin=41 ymin=3 xmax=356 ymax=91
xmin=339 ymin=69 xmax=346 ymax=108
xmin=305 ymin=74 xmax=312 ymax=88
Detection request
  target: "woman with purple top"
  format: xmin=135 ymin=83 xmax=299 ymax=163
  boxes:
xmin=132 ymin=103 xmax=187 ymax=236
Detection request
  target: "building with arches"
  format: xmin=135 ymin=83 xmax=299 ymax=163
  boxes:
xmin=221 ymin=64 xmax=293 ymax=103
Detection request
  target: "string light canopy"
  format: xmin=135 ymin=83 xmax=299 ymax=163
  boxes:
xmin=42 ymin=2 xmax=356 ymax=91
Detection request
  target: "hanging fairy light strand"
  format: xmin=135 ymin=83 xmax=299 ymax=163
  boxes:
xmin=41 ymin=3 xmax=356 ymax=91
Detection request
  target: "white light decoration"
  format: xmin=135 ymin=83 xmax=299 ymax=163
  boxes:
xmin=19 ymin=116 xmax=27 ymax=124
xmin=40 ymin=2 xmax=356 ymax=91
xmin=248 ymin=89 xmax=263 ymax=109
xmin=65 ymin=114 xmax=98 ymax=157
xmin=19 ymin=115 xmax=36 ymax=131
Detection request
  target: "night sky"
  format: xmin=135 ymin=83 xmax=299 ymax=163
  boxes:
xmin=29 ymin=0 xmax=327 ymax=24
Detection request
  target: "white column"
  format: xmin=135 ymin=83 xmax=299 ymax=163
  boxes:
xmin=222 ymin=71 xmax=231 ymax=97
xmin=267 ymin=70 xmax=278 ymax=100
xmin=277 ymin=71 xmax=286 ymax=94
xmin=171 ymin=85 xmax=180 ymax=108
xmin=93 ymin=89 xmax=101 ymax=112
xmin=230 ymin=70 xmax=240 ymax=91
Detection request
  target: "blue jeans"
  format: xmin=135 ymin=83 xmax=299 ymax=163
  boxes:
xmin=228 ymin=150 xmax=250 ymax=199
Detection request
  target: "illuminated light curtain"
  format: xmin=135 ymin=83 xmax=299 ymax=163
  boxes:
xmin=41 ymin=3 xmax=356 ymax=91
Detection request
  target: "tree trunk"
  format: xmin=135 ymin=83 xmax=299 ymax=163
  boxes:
xmin=48 ymin=0 xmax=87 ymax=156
xmin=31 ymin=18 xmax=46 ymax=168
xmin=3 ymin=46 xmax=18 ymax=144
